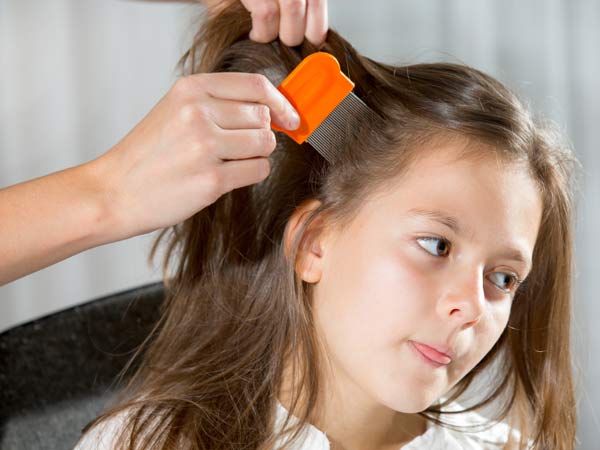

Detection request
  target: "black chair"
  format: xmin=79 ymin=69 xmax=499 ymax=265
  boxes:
xmin=0 ymin=282 xmax=165 ymax=450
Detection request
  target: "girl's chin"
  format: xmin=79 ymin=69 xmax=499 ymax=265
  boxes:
xmin=374 ymin=383 xmax=442 ymax=414
xmin=374 ymin=371 xmax=450 ymax=412
xmin=382 ymin=397 xmax=436 ymax=414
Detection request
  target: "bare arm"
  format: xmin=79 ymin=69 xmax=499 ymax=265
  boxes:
xmin=0 ymin=71 xmax=299 ymax=287
xmin=0 ymin=0 xmax=322 ymax=287
xmin=0 ymin=161 xmax=118 ymax=286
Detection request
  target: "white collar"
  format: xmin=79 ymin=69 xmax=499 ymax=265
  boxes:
xmin=272 ymin=398 xmax=520 ymax=450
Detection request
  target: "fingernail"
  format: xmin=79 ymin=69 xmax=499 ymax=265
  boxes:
xmin=287 ymin=110 xmax=300 ymax=130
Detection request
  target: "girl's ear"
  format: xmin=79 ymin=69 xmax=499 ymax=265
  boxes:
xmin=284 ymin=199 xmax=327 ymax=284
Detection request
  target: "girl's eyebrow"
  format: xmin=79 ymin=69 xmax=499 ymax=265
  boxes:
xmin=407 ymin=208 xmax=465 ymax=236
xmin=406 ymin=207 xmax=532 ymax=271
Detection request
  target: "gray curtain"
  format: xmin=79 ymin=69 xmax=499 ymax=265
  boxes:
xmin=1 ymin=1 xmax=598 ymax=448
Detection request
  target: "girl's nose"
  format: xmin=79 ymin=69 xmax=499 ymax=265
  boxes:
xmin=436 ymin=267 xmax=487 ymax=329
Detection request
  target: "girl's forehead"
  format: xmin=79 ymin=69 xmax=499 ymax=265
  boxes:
xmin=351 ymin=143 xmax=542 ymax=247
xmin=391 ymin=141 xmax=529 ymax=193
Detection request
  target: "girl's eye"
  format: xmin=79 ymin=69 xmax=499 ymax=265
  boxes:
xmin=487 ymin=272 xmax=521 ymax=293
xmin=416 ymin=237 xmax=451 ymax=257
xmin=416 ymin=236 xmax=523 ymax=295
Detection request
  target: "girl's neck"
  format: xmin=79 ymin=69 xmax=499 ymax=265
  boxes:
xmin=277 ymin=365 xmax=428 ymax=450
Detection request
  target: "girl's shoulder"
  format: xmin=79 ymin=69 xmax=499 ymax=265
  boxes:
xmin=72 ymin=406 xmax=163 ymax=450
xmin=72 ymin=409 xmax=130 ymax=450
xmin=73 ymin=406 xmax=175 ymax=450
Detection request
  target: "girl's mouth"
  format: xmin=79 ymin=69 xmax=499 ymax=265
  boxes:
xmin=408 ymin=340 xmax=453 ymax=367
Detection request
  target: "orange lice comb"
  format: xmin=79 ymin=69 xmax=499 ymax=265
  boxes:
xmin=272 ymin=52 xmax=376 ymax=164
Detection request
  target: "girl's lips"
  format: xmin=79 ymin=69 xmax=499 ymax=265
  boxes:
xmin=409 ymin=340 xmax=453 ymax=366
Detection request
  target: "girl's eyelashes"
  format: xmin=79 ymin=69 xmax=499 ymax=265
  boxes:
xmin=487 ymin=272 xmax=523 ymax=293
xmin=416 ymin=236 xmax=451 ymax=257
xmin=415 ymin=236 xmax=523 ymax=295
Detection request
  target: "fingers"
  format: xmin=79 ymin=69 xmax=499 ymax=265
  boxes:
xmin=207 ymin=98 xmax=272 ymax=130
xmin=278 ymin=0 xmax=307 ymax=46
xmin=213 ymin=128 xmax=277 ymax=160
xmin=191 ymin=97 xmax=277 ymax=161
xmin=241 ymin=0 xmax=327 ymax=47
xmin=242 ymin=0 xmax=280 ymax=43
xmin=188 ymin=72 xmax=299 ymax=130
xmin=305 ymin=0 xmax=327 ymax=47
xmin=216 ymin=157 xmax=271 ymax=192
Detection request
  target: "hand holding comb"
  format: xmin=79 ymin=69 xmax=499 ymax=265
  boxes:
xmin=271 ymin=52 xmax=376 ymax=164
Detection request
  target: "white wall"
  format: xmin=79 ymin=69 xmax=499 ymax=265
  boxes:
xmin=1 ymin=1 xmax=598 ymax=448
xmin=0 ymin=0 xmax=198 ymax=331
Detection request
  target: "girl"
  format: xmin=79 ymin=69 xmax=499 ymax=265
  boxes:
xmin=74 ymin=2 xmax=579 ymax=449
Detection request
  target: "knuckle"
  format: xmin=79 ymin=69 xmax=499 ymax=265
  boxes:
xmin=203 ymin=168 xmax=223 ymax=194
xmin=255 ymin=104 xmax=271 ymax=126
xmin=259 ymin=158 xmax=271 ymax=178
xmin=194 ymin=105 xmax=211 ymax=122
xmin=250 ymin=74 xmax=271 ymax=100
xmin=172 ymin=76 xmax=192 ymax=97
xmin=178 ymin=103 xmax=197 ymax=125
xmin=259 ymin=129 xmax=276 ymax=154
xmin=173 ymin=74 xmax=208 ymax=100
xmin=178 ymin=103 xmax=210 ymax=127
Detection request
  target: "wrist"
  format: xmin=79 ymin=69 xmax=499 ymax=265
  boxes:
xmin=77 ymin=155 xmax=130 ymax=246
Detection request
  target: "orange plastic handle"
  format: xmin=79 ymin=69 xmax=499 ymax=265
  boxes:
xmin=272 ymin=52 xmax=354 ymax=144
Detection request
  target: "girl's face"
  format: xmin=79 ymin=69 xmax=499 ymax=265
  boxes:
xmin=291 ymin=142 xmax=542 ymax=413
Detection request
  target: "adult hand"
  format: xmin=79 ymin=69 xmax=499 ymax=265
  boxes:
xmin=148 ymin=1 xmax=328 ymax=47
xmin=241 ymin=0 xmax=328 ymax=47
xmin=90 ymin=72 xmax=300 ymax=240
xmin=202 ymin=0 xmax=328 ymax=47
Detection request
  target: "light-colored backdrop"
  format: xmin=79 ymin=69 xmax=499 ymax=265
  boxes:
xmin=1 ymin=1 xmax=598 ymax=448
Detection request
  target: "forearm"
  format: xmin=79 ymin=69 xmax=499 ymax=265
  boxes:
xmin=0 ymin=162 xmax=119 ymax=285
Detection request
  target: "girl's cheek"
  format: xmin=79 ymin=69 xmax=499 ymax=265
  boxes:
xmin=470 ymin=306 xmax=511 ymax=360
xmin=377 ymin=246 xmax=438 ymax=315
xmin=394 ymin=242 xmax=440 ymax=289
xmin=324 ymin=235 xmax=438 ymax=339
xmin=490 ymin=303 xmax=512 ymax=337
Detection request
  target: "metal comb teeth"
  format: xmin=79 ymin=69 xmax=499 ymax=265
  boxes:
xmin=306 ymin=91 xmax=378 ymax=164
xmin=262 ymin=53 xmax=379 ymax=165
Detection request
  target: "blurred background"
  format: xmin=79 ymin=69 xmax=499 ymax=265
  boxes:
xmin=1 ymin=0 xmax=598 ymax=448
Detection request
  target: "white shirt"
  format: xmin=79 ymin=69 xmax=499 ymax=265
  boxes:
xmin=272 ymin=400 xmax=527 ymax=450
xmin=74 ymin=399 xmax=527 ymax=450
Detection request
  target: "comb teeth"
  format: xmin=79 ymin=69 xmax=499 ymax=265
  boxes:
xmin=306 ymin=91 xmax=378 ymax=164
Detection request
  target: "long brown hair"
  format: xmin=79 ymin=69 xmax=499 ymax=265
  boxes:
xmin=78 ymin=2 xmax=580 ymax=449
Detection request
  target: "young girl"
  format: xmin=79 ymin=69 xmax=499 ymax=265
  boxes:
xmin=74 ymin=3 xmax=579 ymax=450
